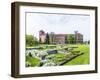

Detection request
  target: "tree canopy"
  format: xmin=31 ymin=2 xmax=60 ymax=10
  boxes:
xmin=67 ymin=34 xmax=75 ymax=44
xmin=26 ymin=35 xmax=39 ymax=47
xmin=45 ymin=33 xmax=50 ymax=44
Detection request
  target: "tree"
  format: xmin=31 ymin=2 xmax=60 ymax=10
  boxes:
xmin=65 ymin=35 xmax=67 ymax=44
xmin=39 ymin=38 xmax=41 ymax=44
xmin=26 ymin=35 xmax=39 ymax=47
xmin=49 ymin=32 xmax=55 ymax=44
xmin=45 ymin=33 xmax=50 ymax=44
xmin=88 ymin=40 xmax=90 ymax=44
xmin=67 ymin=34 xmax=75 ymax=44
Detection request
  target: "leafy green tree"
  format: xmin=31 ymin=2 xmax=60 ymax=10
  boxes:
xmin=65 ymin=35 xmax=67 ymax=44
xmin=68 ymin=34 xmax=75 ymax=44
xmin=26 ymin=35 xmax=39 ymax=47
xmin=39 ymin=38 xmax=41 ymax=43
xmin=45 ymin=33 xmax=50 ymax=44
xmin=88 ymin=40 xmax=90 ymax=44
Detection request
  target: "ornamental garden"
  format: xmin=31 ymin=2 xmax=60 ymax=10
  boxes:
xmin=25 ymin=30 xmax=90 ymax=67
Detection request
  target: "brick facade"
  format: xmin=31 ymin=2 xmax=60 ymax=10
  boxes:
xmin=39 ymin=30 xmax=83 ymax=44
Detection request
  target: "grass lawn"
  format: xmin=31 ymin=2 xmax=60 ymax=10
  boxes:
xmin=26 ymin=56 xmax=41 ymax=67
xmin=63 ymin=44 xmax=90 ymax=65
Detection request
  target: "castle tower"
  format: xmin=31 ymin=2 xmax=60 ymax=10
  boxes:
xmin=74 ymin=31 xmax=83 ymax=43
xmin=39 ymin=30 xmax=46 ymax=43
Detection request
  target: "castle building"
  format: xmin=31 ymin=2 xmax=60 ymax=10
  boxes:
xmin=53 ymin=34 xmax=66 ymax=44
xmin=39 ymin=30 xmax=46 ymax=43
xmin=39 ymin=30 xmax=83 ymax=44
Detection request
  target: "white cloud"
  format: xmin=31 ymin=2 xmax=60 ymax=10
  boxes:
xmin=26 ymin=12 xmax=90 ymax=41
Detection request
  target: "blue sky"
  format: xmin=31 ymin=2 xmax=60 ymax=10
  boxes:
xmin=26 ymin=12 xmax=90 ymax=41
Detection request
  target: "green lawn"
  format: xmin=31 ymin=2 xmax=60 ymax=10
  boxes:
xmin=26 ymin=56 xmax=41 ymax=67
xmin=64 ymin=44 xmax=90 ymax=65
